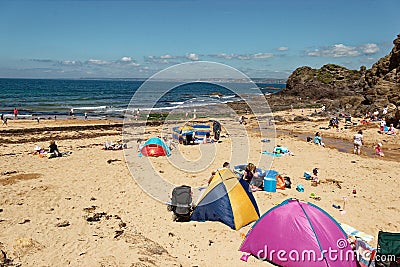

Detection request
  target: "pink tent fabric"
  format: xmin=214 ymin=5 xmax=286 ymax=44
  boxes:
xmin=239 ymin=199 xmax=357 ymax=267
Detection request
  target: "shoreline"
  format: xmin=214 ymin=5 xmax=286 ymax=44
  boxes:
xmin=2 ymin=111 xmax=398 ymax=163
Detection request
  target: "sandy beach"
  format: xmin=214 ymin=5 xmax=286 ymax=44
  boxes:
xmin=1 ymin=112 xmax=399 ymax=266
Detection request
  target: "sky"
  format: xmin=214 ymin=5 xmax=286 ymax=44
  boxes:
xmin=0 ymin=0 xmax=399 ymax=79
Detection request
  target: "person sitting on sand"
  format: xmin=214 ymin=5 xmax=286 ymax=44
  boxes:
xmin=311 ymin=168 xmax=320 ymax=185
xmin=239 ymin=115 xmax=247 ymax=125
xmin=49 ymin=140 xmax=62 ymax=157
xmin=202 ymin=132 xmax=214 ymax=144
xmin=250 ymin=172 xmax=263 ymax=191
xmin=375 ymin=143 xmax=384 ymax=157
xmin=387 ymin=124 xmax=396 ymax=135
xmin=329 ymin=117 xmax=338 ymax=129
xmin=242 ymin=163 xmax=257 ymax=184
xmin=163 ymin=137 xmax=176 ymax=150
xmin=314 ymin=132 xmax=325 ymax=147
xmin=353 ymin=130 xmax=363 ymax=155
xmin=208 ymin=162 xmax=230 ymax=184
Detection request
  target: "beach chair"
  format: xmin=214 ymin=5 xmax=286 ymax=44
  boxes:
xmin=375 ymin=231 xmax=400 ymax=267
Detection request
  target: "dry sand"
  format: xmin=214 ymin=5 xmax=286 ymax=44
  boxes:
xmin=0 ymin=112 xmax=399 ymax=266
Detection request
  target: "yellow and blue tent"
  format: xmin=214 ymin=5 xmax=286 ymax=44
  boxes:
xmin=190 ymin=169 xmax=260 ymax=230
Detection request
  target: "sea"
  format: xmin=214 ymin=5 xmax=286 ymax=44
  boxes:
xmin=0 ymin=78 xmax=284 ymax=119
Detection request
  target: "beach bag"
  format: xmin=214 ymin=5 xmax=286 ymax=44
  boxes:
xmin=171 ymin=185 xmax=192 ymax=217
xmin=276 ymin=175 xmax=286 ymax=190
xmin=284 ymin=176 xmax=292 ymax=189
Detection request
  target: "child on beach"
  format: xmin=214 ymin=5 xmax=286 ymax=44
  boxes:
xmin=353 ymin=130 xmax=363 ymax=155
xmin=374 ymin=143 xmax=384 ymax=157
xmin=311 ymin=168 xmax=320 ymax=185
xmin=379 ymin=118 xmax=386 ymax=132
xmin=387 ymin=124 xmax=396 ymax=135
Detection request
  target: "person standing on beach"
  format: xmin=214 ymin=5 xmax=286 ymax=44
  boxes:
xmin=1 ymin=114 xmax=8 ymax=126
xmin=69 ymin=108 xmax=74 ymax=117
xmin=353 ymin=130 xmax=363 ymax=155
xmin=13 ymin=108 xmax=18 ymax=119
xmin=84 ymin=112 xmax=88 ymax=120
xmin=379 ymin=118 xmax=386 ymax=133
xmin=213 ymin=120 xmax=221 ymax=141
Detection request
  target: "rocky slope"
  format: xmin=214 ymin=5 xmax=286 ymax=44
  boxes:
xmin=283 ymin=34 xmax=400 ymax=126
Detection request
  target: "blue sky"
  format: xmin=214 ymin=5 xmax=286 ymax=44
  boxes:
xmin=0 ymin=0 xmax=399 ymax=79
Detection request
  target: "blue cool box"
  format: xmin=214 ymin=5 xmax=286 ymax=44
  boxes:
xmin=264 ymin=178 xmax=276 ymax=192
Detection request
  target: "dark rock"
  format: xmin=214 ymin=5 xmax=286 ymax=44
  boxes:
xmin=55 ymin=220 xmax=70 ymax=227
xmin=283 ymin=34 xmax=400 ymax=127
xmin=293 ymin=116 xmax=310 ymax=121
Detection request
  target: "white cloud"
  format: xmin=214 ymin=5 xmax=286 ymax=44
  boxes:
xmin=127 ymin=62 xmax=140 ymax=66
xmin=121 ymin=56 xmax=132 ymax=62
xmin=60 ymin=60 xmax=81 ymax=66
xmin=360 ymin=43 xmax=379 ymax=54
xmin=186 ymin=53 xmax=199 ymax=61
xmin=307 ymin=43 xmax=380 ymax=58
xmin=209 ymin=53 xmax=274 ymax=60
xmin=307 ymin=44 xmax=360 ymax=57
xmin=211 ymin=53 xmax=236 ymax=59
xmin=117 ymin=57 xmax=139 ymax=66
xmin=277 ymin=47 xmax=289 ymax=51
xmin=252 ymin=53 xmax=274 ymax=59
xmin=160 ymin=54 xmax=175 ymax=59
xmin=145 ymin=56 xmax=175 ymax=64
xmin=86 ymin=59 xmax=110 ymax=65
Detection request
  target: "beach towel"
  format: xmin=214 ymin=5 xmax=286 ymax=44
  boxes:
xmin=340 ymin=223 xmax=374 ymax=243
xmin=273 ymin=146 xmax=289 ymax=154
xmin=356 ymin=238 xmax=376 ymax=267
xmin=261 ymin=151 xmax=282 ymax=157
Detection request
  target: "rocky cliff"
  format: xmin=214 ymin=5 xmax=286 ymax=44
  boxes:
xmin=283 ymin=34 xmax=400 ymax=126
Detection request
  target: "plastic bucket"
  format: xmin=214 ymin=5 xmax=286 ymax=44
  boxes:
xmin=264 ymin=178 xmax=276 ymax=192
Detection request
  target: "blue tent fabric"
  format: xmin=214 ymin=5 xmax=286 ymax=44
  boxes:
xmin=191 ymin=182 xmax=235 ymax=229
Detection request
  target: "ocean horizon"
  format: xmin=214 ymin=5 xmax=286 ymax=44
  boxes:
xmin=0 ymin=78 xmax=284 ymax=119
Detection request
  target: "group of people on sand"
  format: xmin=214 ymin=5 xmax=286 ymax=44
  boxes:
xmin=207 ymin=162 xmax=264 ymax=192
xmin=32 ymin=140 xmax=62 ymax=158
xmin=312 ymin=128 xmax=390 ymax=158
xmin=353 ymin=130 xmax=387 ymax=157
xmin=379 ymin=118 xmax=396 ymax=135
xmin=1 ymin=108 xmax=19 ymax=126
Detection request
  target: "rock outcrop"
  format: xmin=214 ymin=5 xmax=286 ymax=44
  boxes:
xmin=283 ymin=34 xmax=400 ymax=126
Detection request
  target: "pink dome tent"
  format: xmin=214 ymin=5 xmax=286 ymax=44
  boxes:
xmin=239 ymin=199 xmax=357 ymax=267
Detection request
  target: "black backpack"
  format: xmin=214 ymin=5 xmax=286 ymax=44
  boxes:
xmin=171 ymin=185 xmax=192 ymax=216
